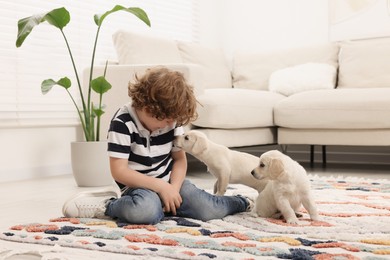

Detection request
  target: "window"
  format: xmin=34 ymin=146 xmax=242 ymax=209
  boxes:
xmin=0 ymin=0 xmax=199 ymax=127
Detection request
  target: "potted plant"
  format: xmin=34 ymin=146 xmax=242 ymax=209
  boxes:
xmin=16 ymin=5 xmax=150 ymax=186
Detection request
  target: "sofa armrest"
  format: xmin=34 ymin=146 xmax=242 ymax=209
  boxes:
xmin=82 ymin=63 xmax=204 ymax=140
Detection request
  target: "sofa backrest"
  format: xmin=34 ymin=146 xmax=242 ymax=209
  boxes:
xmin=112 ymin=30 xmax=232 ymax=90
xmin=113 ymin=30 xmax=390 ymax=93
xmin=113 ymin=30 xmax=183 ymax=64
xmin=337 ymin=37 xmax=390 ymax=88
xmin=177 ymin=41 xmax=232 ymax=89
xmin=232 ymin=44 xmax=340 ymax=90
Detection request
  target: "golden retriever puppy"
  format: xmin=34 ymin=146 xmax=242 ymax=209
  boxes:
xmin=251 ymin=150 xmax=319 ymax=224
xmin=174 ymin=130 xmax=267 ymax=195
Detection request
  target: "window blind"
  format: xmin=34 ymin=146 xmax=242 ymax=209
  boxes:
xmin=0 ymin=0 xmax=199 ymax=127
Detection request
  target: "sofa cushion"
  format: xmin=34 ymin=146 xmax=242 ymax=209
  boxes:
xmin=197 ymin=128 xmax=277 ymax=148
xmin=338 ymin=39 xmax=390 ymax=88
xmin=192 ymin=89 xmax=285 ymax=129
xmin=177 ymin=41 xmax=232 ymax=89
xmin=232 ymin=43 xmax=339 ymax=90
xmin=113 ymin=30 xmax=182 ymax=64
xmin=274 ymin=88 xmax=390 ymax=129
xmin=269 ymin=63 xmax=337 ymax=96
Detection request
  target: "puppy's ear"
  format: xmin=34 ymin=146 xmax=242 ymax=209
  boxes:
xmin=268 ymin=158 xmax=284 ymax=179
xmin=191 ymin=135 xmax=208 ymax=154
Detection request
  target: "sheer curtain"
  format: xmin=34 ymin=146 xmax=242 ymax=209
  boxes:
xmin=0 ymin=0 xmax=199 ymax=127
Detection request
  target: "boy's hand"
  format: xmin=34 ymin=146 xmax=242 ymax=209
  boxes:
xmin=157 ymin=182 xmax=182 ymax=215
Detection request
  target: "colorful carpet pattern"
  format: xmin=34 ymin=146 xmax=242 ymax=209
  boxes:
xmin=1 ymin=176 xmax=390 ymax=259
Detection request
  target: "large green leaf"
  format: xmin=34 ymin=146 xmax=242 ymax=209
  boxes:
xmin=16 ymin=14 xmax=45 ymax=47
xmin=94 ymin=5 xmax=150 ymax=27
xmin=16 ymin=7 xmax=70 ymax=47
xmin=41 ymin=77 xmax=71 ymax=94
xmin=43 ymin=7 xmax=70 ymax=29
xmin=91 ymin=76 xmax=111 ymax=94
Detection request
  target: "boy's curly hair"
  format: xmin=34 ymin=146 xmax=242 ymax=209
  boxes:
xmin=128 ymin=67 xmax=198 ymax=126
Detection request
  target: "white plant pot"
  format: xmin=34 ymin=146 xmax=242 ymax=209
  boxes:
xmin=71 ymin=141 xmax=113 ymax=187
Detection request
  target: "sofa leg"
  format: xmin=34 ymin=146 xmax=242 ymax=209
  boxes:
xmin=280 ymin=144 xmax=288 ymax=154
xmin=310 ymin=145 xmax=314 ymax=167
xmin=322 ymin=145 xmax=327 ymax=167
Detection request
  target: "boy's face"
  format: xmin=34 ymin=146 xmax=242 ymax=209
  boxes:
xmin=137 ymin=108 xmax=175 ymax=132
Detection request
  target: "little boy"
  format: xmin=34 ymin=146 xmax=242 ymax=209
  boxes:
xmin=63 ymin=66 xmax=252 ymax=224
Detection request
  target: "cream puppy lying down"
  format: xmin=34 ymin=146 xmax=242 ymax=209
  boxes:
xmin=251 ymin=150 xmax=319 ymax=224
xmin=173 ymin=130 xmax=267 ymax=195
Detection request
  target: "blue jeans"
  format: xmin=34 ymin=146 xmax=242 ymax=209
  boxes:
xmin=105 ymin=179 xmax=248 ymax=224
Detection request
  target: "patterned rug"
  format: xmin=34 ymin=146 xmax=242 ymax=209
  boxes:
xmin=1 ymin=175 xmax=390 ymax=260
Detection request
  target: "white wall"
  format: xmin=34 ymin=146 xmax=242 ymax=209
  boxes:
xmin=0 ymin=126 xmax=81 ymax=183
xmin=0 ymin=1 xmax=330 ymax=183
xmin=199 ymin=0 xmax=329 ymax=59
xmin=197 ymin=0 xmax=227 ymax=48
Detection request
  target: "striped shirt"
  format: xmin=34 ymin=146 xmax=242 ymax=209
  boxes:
xmin=107 ymin=102 xmax=184 ymax=187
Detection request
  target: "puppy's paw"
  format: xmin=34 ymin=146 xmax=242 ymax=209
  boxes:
xmin=213 ymin=182 xmax=227 ymax=196
xmin=215 ymin=190 xmax=226 ymax=196
xmin=285 ymin=217 xmax=300 ymax=225
xmin=310 ymin=214 xmax=320 ymax=221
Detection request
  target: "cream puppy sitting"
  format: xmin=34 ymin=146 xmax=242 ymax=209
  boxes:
xmin=251 ymin=150 xmax=319 ymax=224
xmin=174 ymin=130 xmax=267 ymax=195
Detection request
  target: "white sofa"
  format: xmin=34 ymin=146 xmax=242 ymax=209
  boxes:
xmin=87 ymin=31 xmax=390 ymax=164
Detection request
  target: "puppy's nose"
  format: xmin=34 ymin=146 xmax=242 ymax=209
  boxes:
xmin=251 ymin=170 xmax=255 ymax=176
